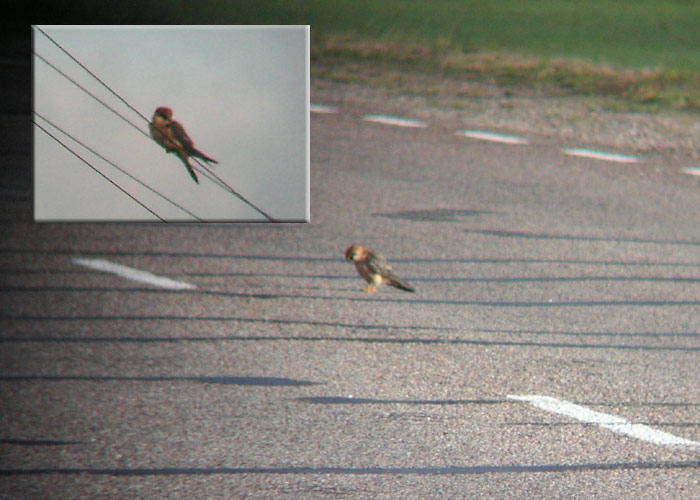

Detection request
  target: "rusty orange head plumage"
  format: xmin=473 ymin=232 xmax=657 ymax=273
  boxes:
xmin=345 ymin=244 xmax=366 ymax=262
xmin=154 ymin=106 xmax=173 ymax=120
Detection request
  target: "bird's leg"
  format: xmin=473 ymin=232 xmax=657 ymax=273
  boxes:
xmin=364 ymin=285 xmax=377 ymax=292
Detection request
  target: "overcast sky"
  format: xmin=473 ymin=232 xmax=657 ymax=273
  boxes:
xmin=33 ymin=25 xmax=309 ymax=222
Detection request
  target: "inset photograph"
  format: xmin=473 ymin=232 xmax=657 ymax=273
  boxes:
xmin=33 ymin=25 xmax=309 ymax=222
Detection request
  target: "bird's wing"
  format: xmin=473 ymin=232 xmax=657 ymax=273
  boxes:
xmin=169 ymin=120 xmax=195 ymax=150
xmin=365 ymin=253 xmax=392 ymax=277
xmin=368 ymin=252 xmax=415 ymax=292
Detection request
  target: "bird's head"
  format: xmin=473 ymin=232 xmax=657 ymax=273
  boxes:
xmin=345 ymin=244 xmax=364 ymax=262
xmin=153 ymin=106 xmax=173 ymax=121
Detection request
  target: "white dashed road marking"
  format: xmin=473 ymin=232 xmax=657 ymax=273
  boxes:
xmin=310 ymin=104 xmax=339 ymax=114
xmin=456 ymin=130 xmax=530 ymax=145
xmin=508 ymin=395 xmax=699 ymax=447
xmin=314 ymin=103 xmax=671 ymax=170
xmin=362 ymin=114 xmax=428 ymax=128
xmin=72 ymin=258 xmax=197 ymax=290
xmin=562 ymin=148 xmax=640 ymax=163
xmin=681 ymin=167 xmax=700 ymax=176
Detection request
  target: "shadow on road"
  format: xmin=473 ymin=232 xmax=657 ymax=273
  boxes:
xmin=0 ymin=375 xmax=319 ymax=386
xmin=1 ymin=461 xmax=699 ymax=476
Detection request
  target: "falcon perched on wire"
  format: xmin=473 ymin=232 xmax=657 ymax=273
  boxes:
xmin=149 ymin=106 xmax=218 ymax=184
xmin=345 ymin=244 xmax=415 ymax=293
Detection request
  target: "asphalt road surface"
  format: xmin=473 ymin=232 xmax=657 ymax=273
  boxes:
xmin=2 ymin=63 xmax=700 ymax=498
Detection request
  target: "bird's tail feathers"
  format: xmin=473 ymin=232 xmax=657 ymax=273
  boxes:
xmin=192 ymin=148 xmax=218 ymax=164
xmin=176 ymin=152 xmax=200 ymax=183
xmin=387 ymin=276 xmax=415 ymax=293
xmin=185 ymin=163 xmax=199 ymax=184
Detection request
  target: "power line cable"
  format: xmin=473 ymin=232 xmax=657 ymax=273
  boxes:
xmin=34 ymin=112 xmax=202 ymax=221
xmin=33 ymin=25 xmax=150 ymax=124
xmin=34 ymin=52 xmax=150 ymax=140
xmin=193 ymin=160 xmax=276 ymax=221
xmin=33 ymin=120 xmax=165 ymax=222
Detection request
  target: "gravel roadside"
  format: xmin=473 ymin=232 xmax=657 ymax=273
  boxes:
xmin=311 ymin=62 xmax=700 ymax=160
